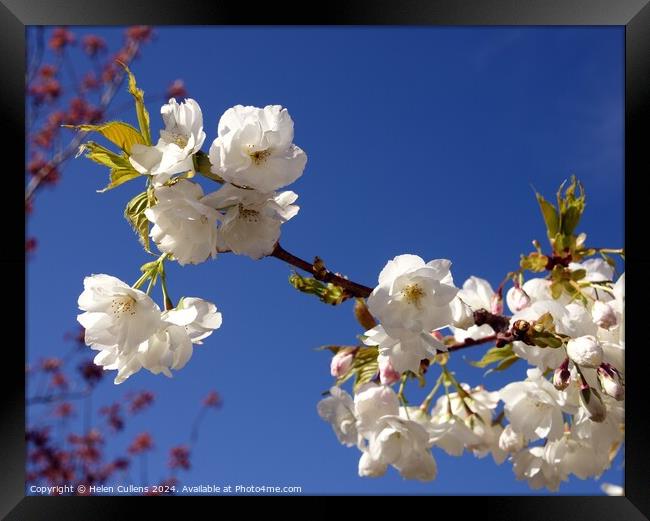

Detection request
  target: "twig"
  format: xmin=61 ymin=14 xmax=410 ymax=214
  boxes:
xmin=269 ymin=243 xmax=373 ymax=299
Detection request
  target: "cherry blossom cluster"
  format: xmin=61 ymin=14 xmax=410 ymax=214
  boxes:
xmin=72 ymin=68 xmax=623 ymax=492
xmin=320 ymin=245 xmax=624 ymax=491
xmin=73 ymin=70 xmax=307 ymax=384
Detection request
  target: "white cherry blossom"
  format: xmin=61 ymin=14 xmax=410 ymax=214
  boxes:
xmin=498 ymin=425 xmax=525 ymax=453
xmin=362 ymin=325 xmax=443 ymax=375
xmin=450 ymin=276 xmax=499 ymax=342
xmin=163 ymin=297 xmax=223 ymax=344
xmin=499 ymin=369 xmax=565 ymax=441
xmin=77 ymin=273 xmax=162 ymax=356
xmin=317 ymin=386 xmax=361 ymax=448
xmin=544 ymin=433 xmax=610 ymax=480
xmin=145 ymin=180 xmax=220 ymax=265
xmin=364 ymin=415 xmax=437 ymax=481
xmin=130 ymin=98 xmax=206 ymax=185
xmin=202 ymin=183 xmax=299 ymax=259
xmin=512 ymin=446 xmax=562 ymax=492
xmin=208 ymin=105 xmax=307 ymax=192
xmin=367 ymin=254 xmax=458 ymax=338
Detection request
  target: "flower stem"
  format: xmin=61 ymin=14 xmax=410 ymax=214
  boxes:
xmin=421 ymin=373 xmax=444 ymax=413
xmin=159 ymin=259 xmax=174 ymax=310
xmin=132 ymin=271 xmax=149 ymax=290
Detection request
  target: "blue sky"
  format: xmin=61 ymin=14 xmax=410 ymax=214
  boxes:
xmin=27 ymin=26 xmax=624 ymax=494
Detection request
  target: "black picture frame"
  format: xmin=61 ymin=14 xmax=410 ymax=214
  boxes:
xmin=7 ymin=1 xmax=650 ymax=518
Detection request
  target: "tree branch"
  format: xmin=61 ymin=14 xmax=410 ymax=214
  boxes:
xmin=447 ymin=334 xmax=499 ymax=353
xmin=25 ymin=40 xmax=142 ymax=203
xmin=269 ymin=243 xmax=373 ymax=298
xmin=27 ymin=390 xmax=91 ymax=405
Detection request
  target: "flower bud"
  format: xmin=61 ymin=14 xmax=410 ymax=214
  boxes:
xmin=506 ymin=286 xmax=531 ymax=313
xmin=597 ymin=363 xmax=625 ymax=401
xmin=579 ymin=386 xmax=607 ymax=423
xmin=490 ymin=294 xmax=504 ymax=315
xmin=354 ymin=298 xmax=377 ymax=331
xmin=378 ymin=355 xmax=400 ymax=386
xmin=552 ymin=360 xmax=572 ymax=391
xmin=511 ymin=320 xmax=531 ymax=341
xmin=330 ymin=349 xmax=355 ymax=378
xmin=566 ymin=335 xmax=603 ymax=369
xmin=450 ymin=297 xmax=474 ymax=330
xmin=498 ymin=425 xmax=524 ymax=453
xmin=591 ymin=301 xmax=618 ymax=330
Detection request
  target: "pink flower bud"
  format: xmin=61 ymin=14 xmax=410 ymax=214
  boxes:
xmin=597 ymin=363 xmax=625 ymax=401
xmin=552 ymin=359 xmax=572 ymax=391
xmin=378 ymin=355 xmax=400 ymax=386
xmin=490 ymin=294 xmax=504 ymax=315
xmin=592 ymin=301 xmax=618 ymax=330
xmin=506 ymin=286 xmax=531 ymax=313
xmin=330 ymin=349 xmax=355 ymax=378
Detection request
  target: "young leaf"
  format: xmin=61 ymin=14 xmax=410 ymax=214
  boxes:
xmin=494 ymin=355 xmax=520 ymax=371
xmin=118 ymin=61 xmax=152 ymax=145
xmin=124 ymin=190 xmax=153 ymax=252
xmin=470 ymin=344 xmax=515 ymax=369
xmin=520 ymin=252 xmax=549 ymax=272
xmin=535 ymin=192 xmax=559 ymax=239
xmin=77 ymin=141 xmax=142 ymax=192
xmin=78 ymin=141 xmax=131 ymax=170
xmin=193 ymin=151 xmax=224 ymax=183
xmin=64 ymin=121 xmax=145 ymax=153
xmin=97 ymin=169 xmax=142 ymax=193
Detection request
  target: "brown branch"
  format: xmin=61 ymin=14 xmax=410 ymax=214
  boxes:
xmin=447 ymin=334 xmax=499 ymax=353
xmin=27 ymin=390 xmax=91 ymax=405
xmin=269 ymin=243 xmax=373 ymax=298
xmin=25 ymin=40 xmax=141 ymax=203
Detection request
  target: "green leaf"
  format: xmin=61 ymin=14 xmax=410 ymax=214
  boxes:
xmin=77 ymin=141 xmax=142 ymax=192
xmin=557 ymin=176 xmax=586 ymax=237
xmin=64 ymin=121 xmax=145 ymax=153
xmin=550 ymin=281 xmax=563 ymax=300
xmin=570 ymin=269 xmax=587 ymax=281
xmin=338 ymin=346 xmax=378 ymax=391
xmin=494 ymin=355 xmax=520 ymax=371
xmin=530 ymin=332 xmax=564 ymax=349
xmin=470 ymin=344 xmax=515 ymax=369
xmin=98 ymin=169 xmax=141 ymax=193
xmin=562 ymin=279 xmax=588 ymax=305
xmin=194 ymin=151 xmax=224 ymax=183
xmin=520 ymin=252 xmax=549 ymax=272
xmin=534 ymin=312 xmax=556 ymax=332
xmin=78 ymin=141 xmax=131 ymax=170
xmin=124 ymin=190 xmax=153 ymax=252
xmin=119 ymin=62 xmax=152 ymax=145
xmin=288 ymin=272 xmax=347 ymax=305
xmin=353 ymin=360 xmax=379 ymax=392
xmin=562 ymin=206 xmax=582 ymax=236
xmin=536 ymin=192 xmax=559 ymax=239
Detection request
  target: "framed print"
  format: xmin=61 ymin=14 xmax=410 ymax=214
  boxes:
xmin=6 ymin=0 xmax=650 ymax=518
